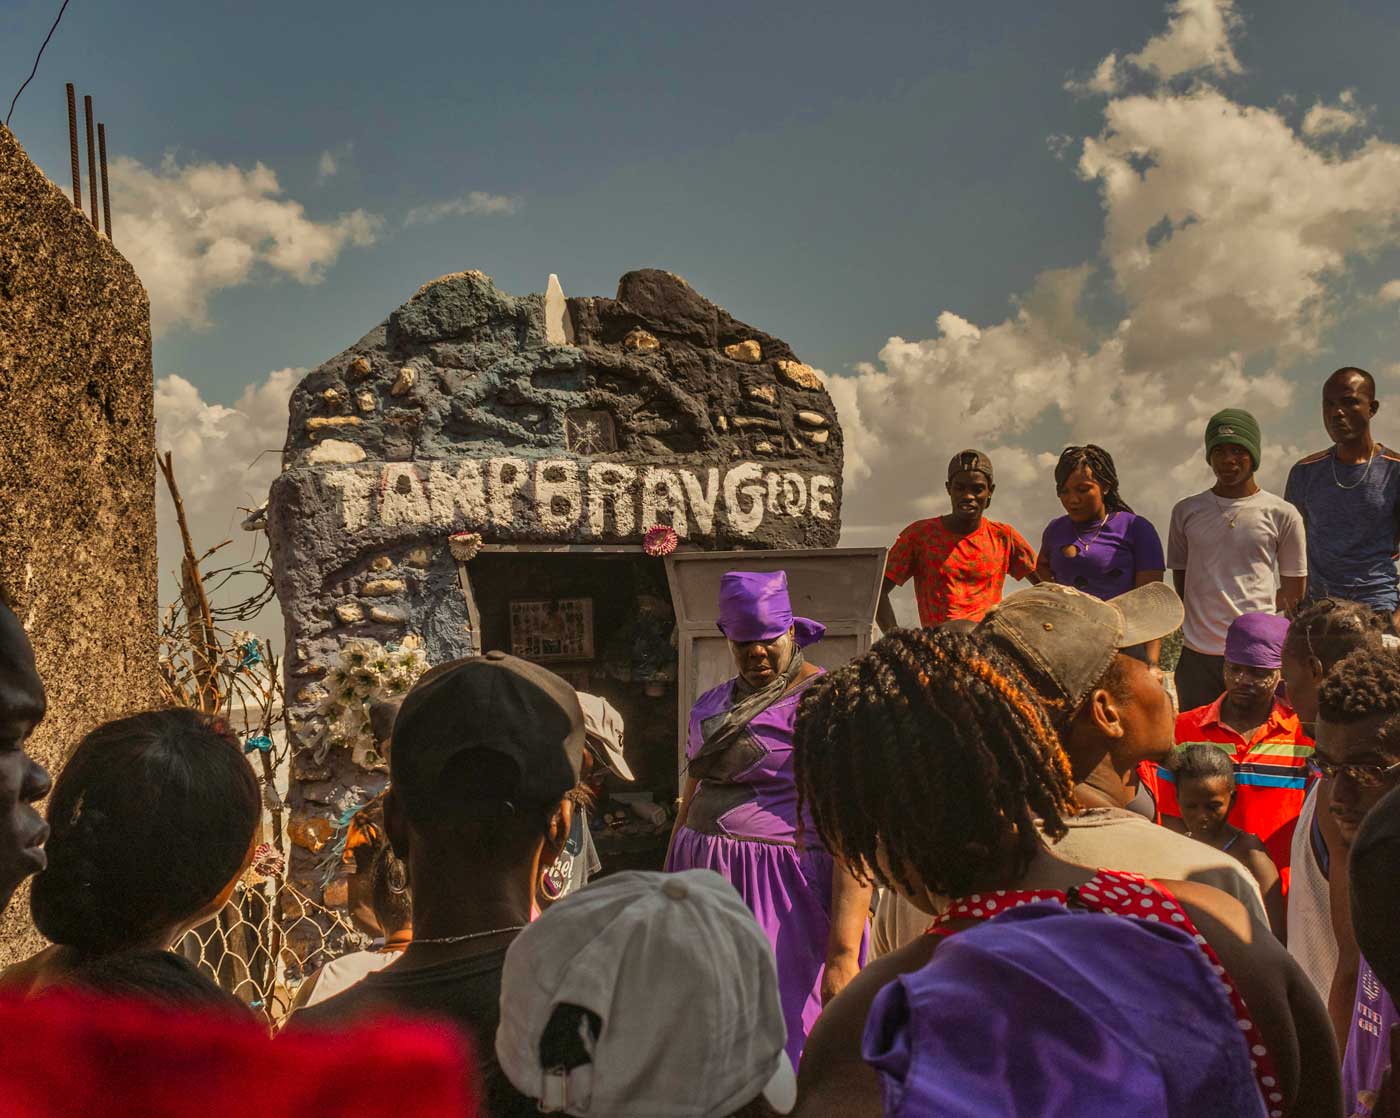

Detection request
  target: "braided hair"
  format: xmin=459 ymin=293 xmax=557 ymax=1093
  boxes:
xmin=793 ymin=628 xmax=1076 ymax=900
xmin=1054 ymin=445 xmax=1133 ymax=515
xmin=1167 ymin=742 xmax=1236 ymax=786
xmin=1283 ymin=598 xmax=1386 ymax=672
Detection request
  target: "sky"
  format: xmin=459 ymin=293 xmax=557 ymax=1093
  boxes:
xmin=4 ymin=0 xmax=1400 ymax=636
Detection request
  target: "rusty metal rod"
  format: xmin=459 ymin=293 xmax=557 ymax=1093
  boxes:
xmin=66 ymin=82 xmax=80 ymax=209
xmin=83 ymin=94 xmax=97 ymax=227
xmin=98 ymin=123 xmax=111 ymax=238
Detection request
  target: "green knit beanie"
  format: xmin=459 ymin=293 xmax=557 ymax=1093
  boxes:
xmin=1205 ymin=408 xmax=1261 ymax=471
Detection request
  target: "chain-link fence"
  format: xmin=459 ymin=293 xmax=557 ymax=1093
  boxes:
xmin=178 ymin=876 xmax=364 ymax=1027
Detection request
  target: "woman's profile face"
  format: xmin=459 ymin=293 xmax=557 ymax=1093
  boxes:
xmin=1057 ymin=466 xmax=1107 ymax=524
xmin=730 ymin=629 xmax=796 ymax=688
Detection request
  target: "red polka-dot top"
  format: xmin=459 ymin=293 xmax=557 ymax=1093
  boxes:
xmin=925 ymin=869 xmax=1284 ymax=1116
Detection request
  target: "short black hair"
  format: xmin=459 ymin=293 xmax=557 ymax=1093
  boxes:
xmin=1328 ymin=366 xmax=1376 ymax=398
xmin=1284 ymin=598 xmax=1386 ymax=672
xmin=1317 ymin=646 xmax=1400 ymax=725
xmin=369 ymin=842 xmax=412 ymax=934
xmin=1167 ymin=742 xmax=1235 ymax=785
xmin=31 ymin=709 xmax=261 ymax=954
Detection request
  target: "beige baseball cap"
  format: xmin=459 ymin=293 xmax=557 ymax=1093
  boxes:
xmin=979 ymin=583 xmax=1183 ymax=711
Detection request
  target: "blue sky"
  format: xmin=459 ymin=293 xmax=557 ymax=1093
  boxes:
xmin=4 ymin=0 xmax=1400 ymax=629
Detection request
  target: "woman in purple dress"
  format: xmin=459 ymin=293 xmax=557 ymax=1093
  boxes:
xmin=1036 ymin=445 xmax=1166 ymax=668
xmin=665 ymin=570 xmax=871 ymax=1067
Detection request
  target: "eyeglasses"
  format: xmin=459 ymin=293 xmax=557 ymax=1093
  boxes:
xmin=1307 ymin=755 xmax=1400 ymax=788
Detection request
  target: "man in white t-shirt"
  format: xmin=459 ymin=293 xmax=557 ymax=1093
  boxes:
xmin=1168 ymin=408 xmax=1307 ymax=713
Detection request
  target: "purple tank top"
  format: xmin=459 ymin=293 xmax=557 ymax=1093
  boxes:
xmin=1343 ymin=956 xmax=1399 ymax=1117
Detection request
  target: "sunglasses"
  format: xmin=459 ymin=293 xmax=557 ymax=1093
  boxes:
xmin=1307 ymin=754 xmax=1400 ymax=788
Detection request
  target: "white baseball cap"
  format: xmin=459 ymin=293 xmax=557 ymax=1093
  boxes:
xmin=575 ymin=692 xmax=634 ymax=781
xmin=496 ymin=870 xmax=796 ymax=1117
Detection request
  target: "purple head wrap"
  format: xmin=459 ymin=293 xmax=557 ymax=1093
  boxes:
xmin=716 ymin=570 xmax=826 ymax=648
xmin=862 ymin=903 xmax=1266 ymax=1118
xmin=1224 ymin=612 xmax=1290 ymax=670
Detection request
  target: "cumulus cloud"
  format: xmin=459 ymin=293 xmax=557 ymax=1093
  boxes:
xmin=1068 ymin=0 xmax=1241 ymax=95
xmin=155 ymin=369 xmax=300 ymax=644
xmin=1302 ymin=90 xmax=1369 ymax=138
xmin=111 ymin=154 xmax=381 ymax=335
xmin=835 ymin=0 xmax=1400 ymax=625
xmin=1381 ymin=280 xmax=1400 ymax=304
xmin=404 ymin=192 xmax=522 ymax=226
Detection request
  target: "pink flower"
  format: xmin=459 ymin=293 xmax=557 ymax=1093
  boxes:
xmin=643 ymin=525 xmax=678 ymax=557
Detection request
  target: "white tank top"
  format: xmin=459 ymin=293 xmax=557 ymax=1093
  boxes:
xmin=1286 ymin=782 xmax=1337 ymax=1002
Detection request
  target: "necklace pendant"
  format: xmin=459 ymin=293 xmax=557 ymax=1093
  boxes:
xmin=1062 ymin=544 xmax=1079 ymax=558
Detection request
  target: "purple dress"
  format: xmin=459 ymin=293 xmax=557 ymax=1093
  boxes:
xmin=1040 ymin=511 xmax=1165 ymax=600
xmin=1343 ymin=956 xmax=1398 ymax=1117
xmin=665 ymin=671 xmax=866 ymax=1066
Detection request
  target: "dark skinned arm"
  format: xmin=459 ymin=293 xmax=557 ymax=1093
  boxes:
xmin=821 ymin=862 xmax=872 ymax=1005
xmin=875 ymin=579 xmax=899 ymax=636
xmin=1278 ymin=576 xmax=1307 ymax=613
xmin=1166 ymin=879 xmax=1341 ymax=1118
xmin=1134 ymin=568 xmax=1166 ymax=668
xmin=665 ymin=775 xmax=698 ymax=867
xmin=1237 ymin=835 xmax=1285 ymax=940
xmin=1173 ymin=568 xmax=1187 ymax=599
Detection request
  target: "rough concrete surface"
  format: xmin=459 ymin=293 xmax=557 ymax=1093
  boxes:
xmin=0 ymin=125 xmax=161 ymax=964
xmin=268 ymin=268 xmax=845 ymax=907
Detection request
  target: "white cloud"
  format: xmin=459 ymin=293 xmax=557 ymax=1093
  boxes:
xmin=834 ymin=0 xmax=1400 ymax=620
xmin=1126 ymin=0 xmax=1242 ymax=82
xmin=1379 ymin=280 xmax=1400 ymax=303
xmin=404 ymin=192 xmax=522 ymax=226
xmin=111 ymin=154 xmax=381 ymax=335
xmin=317 ymin=150 xmax=339 ymax=180
xmin=1067 ymin=0 xmax=1241 ymax=96
xmin=1302 ymin=90 xmax=1369 ymax=138
xmin=154 ymin=369 xmax=300 ymax=644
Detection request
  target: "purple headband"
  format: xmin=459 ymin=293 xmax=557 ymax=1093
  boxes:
xmin=716 ymin=570 xmax=826 ymax=648
xmin=862 ymin=903 xmax=1265 ymax=1117
xmin=1224 ymin=612 xmax=1290 ymax=671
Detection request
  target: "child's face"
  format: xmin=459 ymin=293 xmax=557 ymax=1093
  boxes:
xmin=1178 ymin=775 xmax=1234 ymax=835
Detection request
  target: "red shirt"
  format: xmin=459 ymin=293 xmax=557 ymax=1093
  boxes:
xmin=1145 ymin=697 xmax=1313 ymax=895
xmin=885 ymin=517 xmax=1036 ymax=627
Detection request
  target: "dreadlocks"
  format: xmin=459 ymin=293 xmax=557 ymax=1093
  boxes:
xmin=793 ymin=627 xmax=1076 ymax=900
xmin=1283 ymin=597 xmax=1386 ymax=672
xmin=1054 ymin=445 xmax=1133 ymax=515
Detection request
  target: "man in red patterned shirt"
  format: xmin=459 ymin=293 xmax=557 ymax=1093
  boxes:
xmin=876 ymin=450 xmax=1040 ymax=632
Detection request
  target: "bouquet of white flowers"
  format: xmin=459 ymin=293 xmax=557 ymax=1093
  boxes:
xmin=309 ymin=636 xmax=429 ymax=769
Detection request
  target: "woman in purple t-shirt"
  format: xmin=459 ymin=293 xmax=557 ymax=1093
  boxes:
xmin=1037 ymin=445 xmax=1167 ymax=667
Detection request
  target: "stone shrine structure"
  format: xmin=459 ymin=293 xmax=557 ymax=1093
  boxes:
xmin=0 ymin=125 xmax=161 ymax=963
xmin=268 ymin=268 xmax=843 ymax=914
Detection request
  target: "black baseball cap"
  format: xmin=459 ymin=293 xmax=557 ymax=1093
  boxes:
xmin=391 ymin=651 xmax=585 ymax=816
xmin=947 ymin=449 xmax=994 ymax=483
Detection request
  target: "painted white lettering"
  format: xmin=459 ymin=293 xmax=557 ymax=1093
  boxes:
xmin=679 ymin=468 xmax=720 ymax=536
xmin=426 ymin=461 xmax=486 ymax=527
xmin=324 ymin=470 xmax=374 ymax=533
xmin=723 ymin=462 xmax=766 ymax=536
xmin=488 ymin=458 xmax=529 ymax=529
xmin=641 ymin=467 xmax=690 ymax=538
xmin=587 ymin=462 xmax=637 ymax=537
xmin=379 ymin=465 xmax=432 ymax=529
xmin=780 ymin=472 xmax=808 ymax=516
xmin=810 ymin=475 xmax=835 ymax=521
xmin=536 ymin=459 xmax=582 ymax=533
xmin=765 ymin=471 xmax=782 ymax=515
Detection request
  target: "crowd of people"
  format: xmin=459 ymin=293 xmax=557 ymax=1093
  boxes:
xmin=0 ymin=364 xmax=1398 ymax=1116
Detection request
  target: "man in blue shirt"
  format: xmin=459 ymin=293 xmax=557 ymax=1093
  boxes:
xmin=1285 ymin=367 xmax=1400 ymax=619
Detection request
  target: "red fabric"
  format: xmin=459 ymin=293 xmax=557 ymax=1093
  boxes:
xmin=924 ymin=869 xmax=1280 ymax=1110
xmin=884 ymin=517 xmax=1036 ymax=628
xmin=0 ymin=991 xmax=477 ymax=1118
xmin=1149 ymin=697 xmax=1314 ymax=895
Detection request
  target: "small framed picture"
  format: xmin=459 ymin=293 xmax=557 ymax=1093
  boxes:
xmin=509 ymin=597 xmax=595 ymax=662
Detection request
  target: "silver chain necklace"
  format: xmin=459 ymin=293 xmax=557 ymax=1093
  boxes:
xmin=410 ymin=924 xmax=527 ymax=946
xmin=1331 ymin=445 xmax=1378 ymax=490
xmin=1211 ymin=491 xmax=1245 ymax=529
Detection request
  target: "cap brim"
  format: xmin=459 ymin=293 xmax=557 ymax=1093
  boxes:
xmin=1112 ymin=582 xmax=1184 ymax=648
xmin=761 ymin=1053 xmax=797 ymax=1115
xmin=590 ymin=737 xmax=635 ymax=782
